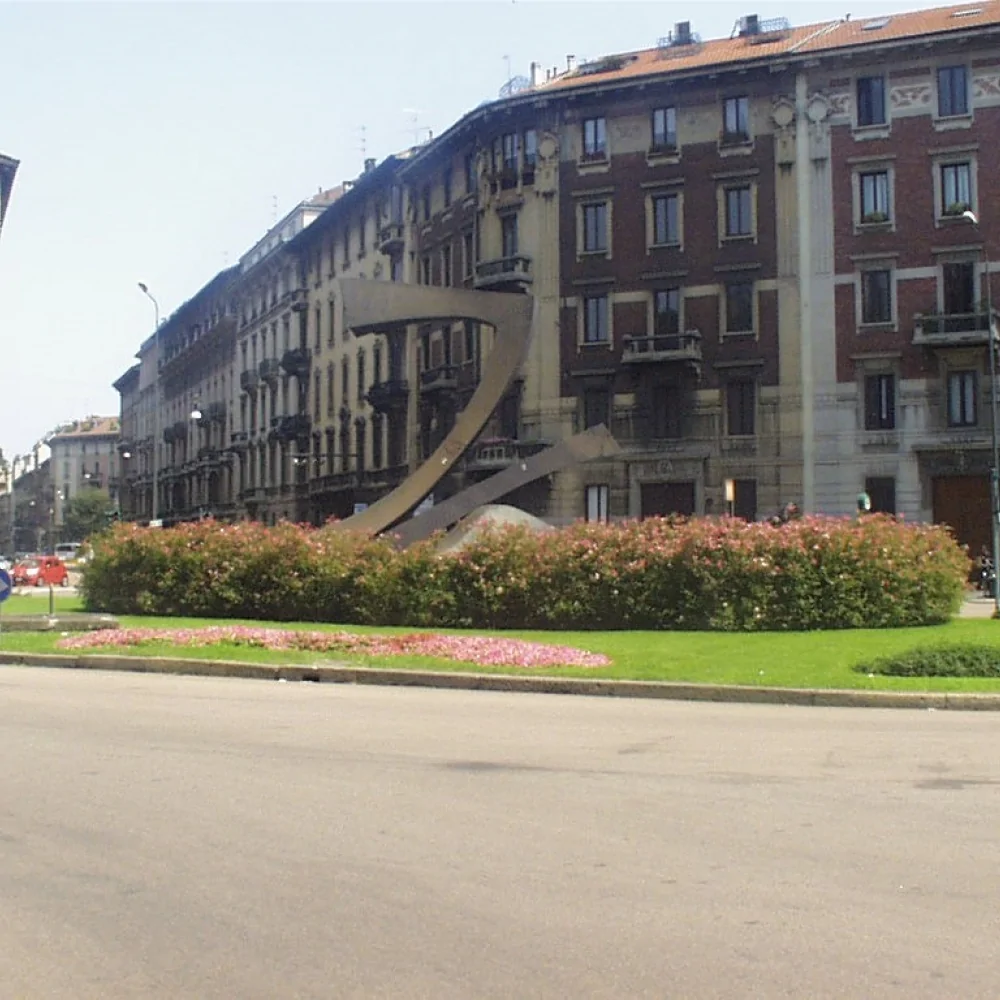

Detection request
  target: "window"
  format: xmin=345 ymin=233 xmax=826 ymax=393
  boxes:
xmin=865 ymin=477 xmax=896 ymax=515
xmin=583 ymin=294 xmax=610 ymax=343
xmin=341 ymin=233 xmax=349 ymax=268
xmin=501 ymin=132 xmax=519 ymax=171
xmin=328 ymin=299 xmax=336 ymax=345
xmin=725 ymin=282 xmax=755 ymax=333
xmin=724 ymin=186 xmax=752 ymax=237
xmin=652 ymin=193 xmax=679 ymax=246
xmin=651 ymin=106 xmax=677 ymax=150
xmin=722 ymin=96 xmax=750 ymax=142
xmin=582 ymin=388 xmax=610 ymax=429
xmin=357 ymin=350 xmax=366 ymax=399
xmin=326 ymin=364 xmax=335 ymax=417
xmin=582 ymin=202 xmax=608 ymax=252
xmin=654 ymin=289 xmax=681 ymax=336
xmin=357 ymin=215 xmax=366 ymax=257
xmin=441 ymin=244 xmax=452 ymax=287
xmin=857 ymin=76 xmax=886 ymax=126
xmin=463 ymin=230 xmax=474 ymax=277
xmin=860 ymin=269 xmax=892 ymax=325
xmin=940 ymin=162 xmax=972 ymax=215
xmin=943 ymin=261 xmax=976 ymax=315
xmin=859 ymin=170 xmax=890 ymax=223
xmin=501 ymin=214 xmax=519 ymax=258
xmin=726 ymin=379 xmax=756 ymax=436
xmin=464 ymin=152 xmax=477 ymax=194
xmin=650 ymin=385 xmax=681 ymax=439
xmin=390 ymin=257 xmax=402 ymax=283
xmin=864 ymin=373 xmax=896 ymax=430
xmin=524 ymin=129 xmax=538 ymax=167
xmin=582 ymin=116 xmax=607 ymax=159
xmin=355 ymin=421 xmax=366 ymax=473
xmin=443 ymin=167 xmax=453 ymax=207
xmin=948 ymin=370 xmax=977 ymax=426
xmin=313 ymin=306 xmax=321 ymax=351
xmin=585 ymin=484 xmax=610 ymax=523
xmin=421 ymin=186 xmax=431 ymax=221
xmin=938 ymin=65 xmax=969 ymax=118
xmin=313 ymin=370 xmax=322 ymax=420
xmin=372 ymin=416 xmax=383 ymax=469
xmin=341 ymin=358 xmax=350 ymax=401
xmin=421 ymin=255 xmax=432 ymax=285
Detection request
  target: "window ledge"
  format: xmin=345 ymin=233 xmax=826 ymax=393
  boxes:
xmin=933 ymin=113 xmax=973 ymax=132
xmin=579 ymin=339 xmax=612 ymax=349
xmin=578 ymin=155 xmax=610 ymax=174
xmin=647 ymin=146 xmax=680 ymax=165
xmin=721 ymin=234 xmax=756 ymax=245
xmin=856 ymin=219 xmax=894 ymax=233
xmin=853 ymin=124 xmax=891 ymax=141
xmin=649 ymin=241 xmax=682 ymax=251
xmin=858 ymin=321 xmax=897 ymax=332
xmin=718 ymin=141 xmax=754 ymax=158
xmin=579 ymin=248 xmax=611 ymax=259
xmin=722 ymin=330 xmax=757 ymax=339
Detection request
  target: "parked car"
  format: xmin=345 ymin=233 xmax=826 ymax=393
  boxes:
xmin=12 ymin=555 xmax=70 ymax=588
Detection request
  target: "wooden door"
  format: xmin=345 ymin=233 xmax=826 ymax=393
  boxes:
xmin=932 ymin=475 xmax=989 ymax=555
xmin=640 ymin=481 xmax=696 ymax=518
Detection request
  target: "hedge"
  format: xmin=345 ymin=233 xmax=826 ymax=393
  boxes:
xmin=860 ymin=644 xmax=1000 ymax=677
xmin=80 ymin=514 xmax=969 ymax=631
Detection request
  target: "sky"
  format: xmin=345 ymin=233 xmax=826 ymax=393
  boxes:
xmin=0 ymin=0 xmax=951 ymax=457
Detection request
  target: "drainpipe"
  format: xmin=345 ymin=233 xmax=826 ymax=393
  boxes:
xmin=796 ymin=71 xmax=815 ymax=513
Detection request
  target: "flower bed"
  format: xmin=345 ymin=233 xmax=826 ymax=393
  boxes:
xmin=55 ymin=626 xmax=611 ymax=669
xmin=81 ymin=515 xmax=970 ymax=631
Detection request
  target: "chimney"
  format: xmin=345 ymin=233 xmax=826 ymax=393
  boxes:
xmin=530 ymin=61 xmax=540 ymax=87
xmin=566 ymin=54 xmax=576 ymax=72
xmin=364 ymin=157 xmax=376 ymax=173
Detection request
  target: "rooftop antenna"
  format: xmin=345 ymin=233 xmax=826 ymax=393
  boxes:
xmin=403 ymin=108 xmax=425 ymax=145
xmin=358 ymin=124 xmax=368 ymax=159
xmin=272 ymin=194 xmax=278 ymax=225
xmin=503 ymin=54 xmax=512 ymax=85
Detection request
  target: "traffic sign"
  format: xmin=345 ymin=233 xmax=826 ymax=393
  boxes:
xmin=0 ymin=568 xmax=11 ymax=603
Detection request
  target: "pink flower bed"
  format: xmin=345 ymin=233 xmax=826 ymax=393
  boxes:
xmin=55 ymin=626 xmax=611 ymax=669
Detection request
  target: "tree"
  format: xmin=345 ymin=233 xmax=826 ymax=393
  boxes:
xmin=62 ymin=489 xmax=116 ymax=543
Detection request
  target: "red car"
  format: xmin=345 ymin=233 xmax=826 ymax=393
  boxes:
xmin=13 ymin=555 xmax=69 ymax=588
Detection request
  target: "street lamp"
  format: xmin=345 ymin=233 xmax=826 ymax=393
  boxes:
xmin=961 ymin=210 xmax=1000 ymax=617
xmin=724 ymin=478 xmax=735 ymax=517
xmin=138 ymin=282 xmax=161 ymax=524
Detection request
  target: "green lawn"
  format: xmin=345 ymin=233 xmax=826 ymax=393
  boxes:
xmin=2 ymin=596 xmax=1000 ymax=691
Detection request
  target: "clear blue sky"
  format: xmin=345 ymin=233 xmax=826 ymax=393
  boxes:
xmin=0 ymin=0 xmax=941 ymax=457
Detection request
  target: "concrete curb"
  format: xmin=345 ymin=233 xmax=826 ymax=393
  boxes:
xmin=1 ymin=650 xmax=999 ymax=711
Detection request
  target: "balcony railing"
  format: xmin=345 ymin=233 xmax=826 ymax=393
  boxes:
xmin=240 ymin=369 xmax=260 ymax=392
xmin=205 ymin=401 xmax=227 ymax=423
xmin=280 ymin=347 xmax=311 ymax=376
xmin=621 ymin=331 xmax=703 ymax=365
xmin=913 ymin=310 xmax=998 ymax=347
xmin=463 ymin=438 xmax=549 ymax=472
xmin=230 ymin=431 xmax=249 ymax=450
xmin=473 ymin=255 xmax=533 ymax=290
xmin=259 ymin=357 xmax=282 ymax=382
xmin=275 ymin=414 xmax=311 ymax=441
xmin=419 ymin=365 xmax=458 ymax=394
xmin=377 ymin=222 xmax=405 ymax=255
xmin=720 ymin=128 xmax=752 ymax=147
xmin=367 ymin=378 xmax=410 ymax=412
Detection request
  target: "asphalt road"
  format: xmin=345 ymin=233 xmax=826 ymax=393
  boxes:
xmin=1 ymin=668 xmax=999 ymax=999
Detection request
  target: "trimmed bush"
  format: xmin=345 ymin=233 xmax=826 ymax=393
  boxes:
xmin=81 ymin=514 xmax=970 ymax=631
xmin=859 ymin=644 xmax=1000 ymax=677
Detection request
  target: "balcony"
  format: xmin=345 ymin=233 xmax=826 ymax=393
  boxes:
xmin=419 ymin=365 xmax=458 ymax=395
xmin=204 ymin=401 xmax=226 ymax=424
xmin=463 ymin=438 xmax=549 ymax=473
xmin=289 ymin=288 xmax=309 ymax=312
xmin=367 ymin=378 xmax=410 ymax=413
xmin=230 ymin=431 xmax=249 ymax=450
xmin=259 ymin=357 xmax=282 ymax=383
xmin=280 ymin=347 xmax=311 ymax=377
xmin=622 ymin=331 xmax=703 ymax=367
xmin=377 ymin=222 xmax=405 ymax=255
xmin=240 ymin=369 xmax=260 ymax=393
xmin=913 ymin=310 xmax=998 ymax=348
xmin=473 ymin=255 xmax=533 ymax=291
xmin=275 ymin=414 xmax=311 ymax=441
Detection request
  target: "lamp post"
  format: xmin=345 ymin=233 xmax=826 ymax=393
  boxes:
xmin=724 ymin=478 xmax=735 ymax=517
xmin=138 ymin=282 xmax=161 ymax=524
xmin=962 ymin=210 xmax=1000 ymax=616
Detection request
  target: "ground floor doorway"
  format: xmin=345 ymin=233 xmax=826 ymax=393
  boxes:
xmin=640 ymin=481 xmax=696 ymax=518
xmin=931 ymin=474 xmax=989 ymax=555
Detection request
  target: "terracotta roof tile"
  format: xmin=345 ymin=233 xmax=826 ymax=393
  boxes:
xmin=534 ymin=1 xmax=1000 ymax=93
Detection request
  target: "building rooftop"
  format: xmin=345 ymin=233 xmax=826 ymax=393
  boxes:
xmin=48 ymin=416 xmax=121 ymax=441
xmin=533 ymin=1 xmax=1000 ymax=92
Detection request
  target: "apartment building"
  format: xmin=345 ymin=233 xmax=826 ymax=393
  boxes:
xmin=115 ymin=1 xmax=1000 ymax=545
xmin=47 ymin=417 xmax=122 ymax=527
xmin=0 ymin=153 xmax=18 ymax=240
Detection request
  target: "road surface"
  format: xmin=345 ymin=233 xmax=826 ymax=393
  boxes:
xmin=1 ymin=666 xmax=998 ymax=998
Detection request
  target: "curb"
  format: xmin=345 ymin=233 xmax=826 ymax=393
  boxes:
xmin=2 ymin=650 xmax=999 ymax=711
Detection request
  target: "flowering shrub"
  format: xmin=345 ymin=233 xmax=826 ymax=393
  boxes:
xmin=55 ymin=626 xmax=610 ymax=668
xmin=81 ymin=515 xmax=969 ymax=631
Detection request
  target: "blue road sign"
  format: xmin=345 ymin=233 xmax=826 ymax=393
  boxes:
xmin=0 ymin=568 xmax=11 ymax=603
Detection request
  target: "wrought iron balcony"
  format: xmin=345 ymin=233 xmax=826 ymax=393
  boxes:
xmin=367 ymin=378 xmax=410 ymax=413
xmin=240 ymin=369 xmax=260 ymax=392
xmin=473 ymin=255 xmax=533 ymax=291
xmin=419 ymin=365 xmax=458 ymax=394
xmin=205 ymin=401 xmax=227 ymax=423
xmin=230 ymin=430 xmax=249 ymax=450
xmin=259 ymin=358 xmax=282 ymax=383
xmin=913 ymin=310 xmax=998 ymax=347
xmin=621 ymin=331 xmax=703 ymax=366
xmin=377 ymin=222 xmax=405 ymax=256
xmin=280 ymin=347 xmax=312 ymax=376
